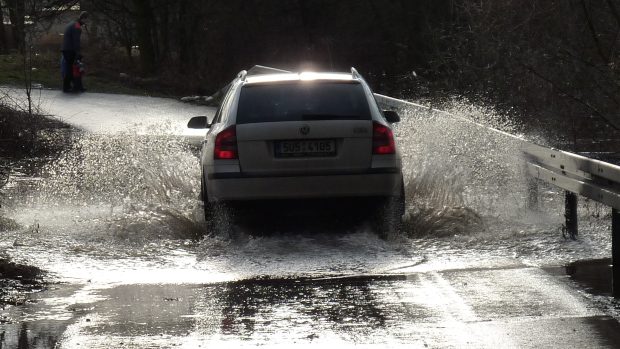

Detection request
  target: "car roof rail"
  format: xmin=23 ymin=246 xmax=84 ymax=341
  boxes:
xmin=248 ymin=65 xmax=292 ymax=75
xmin=351 ymin=67 xmax=362 ymax=79
xmin=237 ymin=70 xmax=248 ymax=81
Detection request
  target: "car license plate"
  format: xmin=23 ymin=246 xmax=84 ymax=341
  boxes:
xmin=275 ymin=140 xmax=336 ymax=157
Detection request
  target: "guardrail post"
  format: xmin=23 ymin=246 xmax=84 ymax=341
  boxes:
xmin=564 ymin=191 xmax=578 ymax=239
xmin=614 ymin=208 xmax=620 ymax=298
xmin=527 ymin=178 xmax=538 ymax=210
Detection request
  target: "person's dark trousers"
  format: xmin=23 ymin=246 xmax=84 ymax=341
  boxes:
xmin=62 ymin=50 xmax=76 ymax=92
xmin=73 ymin=76 xmax=84 ymax=92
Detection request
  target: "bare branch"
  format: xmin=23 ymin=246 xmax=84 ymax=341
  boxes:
xmin=606 ymin=0 xmax=620 ymax=26
xmin=580 ymin=0 xmax=610 ymax=64
xmin=523 ymin=63 xmax=620 ymax=131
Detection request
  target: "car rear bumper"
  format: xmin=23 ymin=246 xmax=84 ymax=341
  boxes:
xmin=207 ymin=171 xmax=402 ymax=201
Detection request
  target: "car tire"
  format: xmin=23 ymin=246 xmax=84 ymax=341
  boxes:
xmin=201 ymin=170 xmax=233 ymax=236
xmin=201 ymin=171 xmax=214 ymax=222
xmin=372 ymin=177 xmax=406 ymax=238
xmin=200 ymin=169 xmax=222 ymax=224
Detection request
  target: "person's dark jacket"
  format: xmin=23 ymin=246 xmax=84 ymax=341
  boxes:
xmin=62 ymin=21 xmax=82 ymax=53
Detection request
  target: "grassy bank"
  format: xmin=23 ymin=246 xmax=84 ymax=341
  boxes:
xmin=0 ymin=53 xmax=170 ymax=97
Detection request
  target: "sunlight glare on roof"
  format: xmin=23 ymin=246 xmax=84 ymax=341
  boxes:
xmin=299 ymin=72 xmax=320 ymax=81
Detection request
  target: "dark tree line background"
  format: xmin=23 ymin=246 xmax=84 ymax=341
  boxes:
xmin=81 ymin=0 xmax=450 ymax=92
xmin=0 ymin=0 xmax=81 ymax=53
xmin=2 ymin=0 xmax=620 ymax=151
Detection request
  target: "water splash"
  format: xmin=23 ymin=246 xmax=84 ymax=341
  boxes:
xmin=394 ymin=99 xmax=528 ymax=237
xmin=37 ymin=132 xmax=199 ymax=207
xmin=390 ymin=99 xmax=611 ymax=265
xmin=0 ymin=99 xmax=613 ymax=284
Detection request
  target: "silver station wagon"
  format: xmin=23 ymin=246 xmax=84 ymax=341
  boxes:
xmin=188 ymin=68 xmax=405 ymax=233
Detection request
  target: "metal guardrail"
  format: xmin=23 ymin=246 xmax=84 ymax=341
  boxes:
xmin=524 ymin=144 xmax=620 ymax=211
xmin=375 ymin=92 xmax=620 ymax=297
xmin=522 ymin=144 xmax=620 ymax=298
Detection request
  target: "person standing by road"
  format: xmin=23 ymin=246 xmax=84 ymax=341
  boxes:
xmin=61 ymin=11 xmax=88 ymax=93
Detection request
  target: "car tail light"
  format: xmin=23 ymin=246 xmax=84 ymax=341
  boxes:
xmin=372 ymin=122 xmax=395 ymax=155
xmin=214 ymin=125 xmax=238 ymax=159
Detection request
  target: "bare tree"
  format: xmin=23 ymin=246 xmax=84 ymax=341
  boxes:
xmin=0 ymin=1 xmax=8 ymax=53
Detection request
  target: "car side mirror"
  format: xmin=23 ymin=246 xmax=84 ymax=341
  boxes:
xmin=383 ymin=110 xmax=400 ymax=123
xmin=187 ymin=116 xmax=210 ymax=129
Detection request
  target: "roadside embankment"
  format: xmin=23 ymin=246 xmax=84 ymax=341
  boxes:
xmin=0 ymin=258 xmax=44 ymax=309
xmin=0 ymin=101 xmax=73 ymax=159
xmin=0 ymin=96 xmax=73 ymax=311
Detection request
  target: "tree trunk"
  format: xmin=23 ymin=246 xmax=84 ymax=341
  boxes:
xmin=298 ymin=0 xmax=314 ymax=47
xmin=132 ymin=0 xmax=157 ymax=74
xmin=158 ymin=4 xmax=170 ymax=65
xmin=6 ymin=0 xmax=25 ymax=52
xmin=0 ymin=3 xmax=7 ymax=54
xmin=177 ymin=0 xmax=190 ymax=72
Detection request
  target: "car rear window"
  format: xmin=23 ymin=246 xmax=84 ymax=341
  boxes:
xmin=235 ymin=82 xmax=371 ymax=124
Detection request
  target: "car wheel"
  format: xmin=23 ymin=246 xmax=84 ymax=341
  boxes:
xmin=372 ymin=178 xmax=406 ymax=238
xmin=201 ymin=170 xmax=233 ymax=236
xmin=201 ymin=171 xmax=214 ymax=222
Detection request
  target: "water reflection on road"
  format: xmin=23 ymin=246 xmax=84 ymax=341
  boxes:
xmin=8 ymin=267 xmax=620 ymax=348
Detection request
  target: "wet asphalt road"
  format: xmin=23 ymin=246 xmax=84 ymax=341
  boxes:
xmin=1 ymin=89 xmax=620 ymax=348
xmin=4 ymin=264 xmax=620 ymax=348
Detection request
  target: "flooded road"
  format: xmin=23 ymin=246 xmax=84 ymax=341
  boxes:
xmin=7 ymin=268 xmax=620 ymax=348
xmin=1 ymin=90 xmax=619 ymax=347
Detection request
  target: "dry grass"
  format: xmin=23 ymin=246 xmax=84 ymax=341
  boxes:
xmin=0 ymin=97 xmax=73 ymax=159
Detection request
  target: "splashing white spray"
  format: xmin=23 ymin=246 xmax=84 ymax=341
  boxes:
xmin=394 ymin=100 xmax=529 ymax=236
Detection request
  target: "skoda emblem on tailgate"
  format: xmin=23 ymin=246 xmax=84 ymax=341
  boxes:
xmin=299 ymin=125 xmax=310 ymax=136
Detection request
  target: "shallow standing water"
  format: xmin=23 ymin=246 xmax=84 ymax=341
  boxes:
xmin=0 ymin=91 xmax=617 ymax=347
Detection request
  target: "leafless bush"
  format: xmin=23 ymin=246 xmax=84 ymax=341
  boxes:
xmin=0 ymin=94 xmax=72 ymax=159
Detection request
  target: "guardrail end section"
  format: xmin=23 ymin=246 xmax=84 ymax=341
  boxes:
xmin=564 ymin=191 xmax=578 ymax=240
xmin=613 ymin=208 xmax=620 ymax=298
